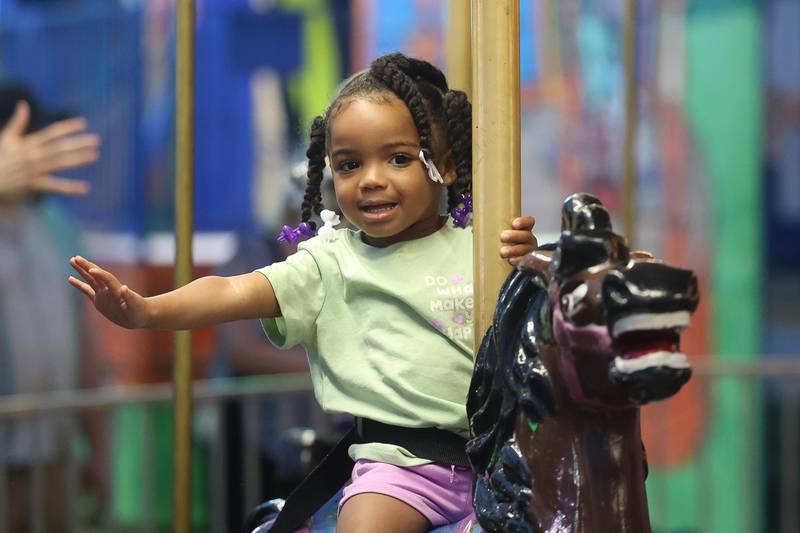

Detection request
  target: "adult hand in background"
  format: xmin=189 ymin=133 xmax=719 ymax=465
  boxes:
xmin=0 ymin=101 xmax=99 ymax=200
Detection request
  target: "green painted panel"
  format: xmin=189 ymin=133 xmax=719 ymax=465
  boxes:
xmin=648 ymin=1 xmax=763 ymax=532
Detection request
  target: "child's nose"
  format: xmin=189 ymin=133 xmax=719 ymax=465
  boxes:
xmin=359 ymin=165 xmax=387 ymax=189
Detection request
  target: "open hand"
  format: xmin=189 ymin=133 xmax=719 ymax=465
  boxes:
xmin=68 ymin=256 xmax=149 ymax=329
xmin=0 ymin=101 xmax=99 ymax=200
xmin=500 ymin=215 xmax=538 ymax=266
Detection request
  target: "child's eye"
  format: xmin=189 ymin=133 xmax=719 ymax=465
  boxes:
xmin=337 ymin=160 xmax=360 ymax=172
xmin=390 ymin=154 xmax=412 ymax=166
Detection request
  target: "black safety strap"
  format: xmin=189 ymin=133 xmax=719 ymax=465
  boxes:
xmin=357 ymin=418 xmax=470 ymax=467
xmin=264 ymin=419 xmax=469 ymax=533
xmin=265 ymin=427 xmax=357 ymax=533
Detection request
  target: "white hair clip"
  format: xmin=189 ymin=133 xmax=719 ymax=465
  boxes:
xmin=318 ymin=209 xmax=341 ymax=242
xmin=419 ymin=149 xmax=444 ymax=184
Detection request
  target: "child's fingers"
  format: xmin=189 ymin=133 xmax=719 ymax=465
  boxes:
xmin=89 ymin=267 xmax=120 ymax=291
xmin=119 ymin=285 xmax=136 ymax=305
xmin=74 ymin=255 xmax=104 ymax=275
xmin=70 ymin=256 xmax=93 ymax=279
xmin=68 ymin=276 xmax=96 ymax=300
xmin=70 ymin=256 xmax=100 ymax=288
xmin=501 ymin=231 xmax=539 ymax=255
xmin=501 ymin=229 xmax=537 ymax=245
xmin=500 ymin=244 xmax=536 ymax=259
xmin=73 ymin=255 xmax=98 ymax=269
xmin=511 ymin=215 xmax=535 ymax=231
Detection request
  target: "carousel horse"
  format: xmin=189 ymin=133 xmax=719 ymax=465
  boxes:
xmin=466 ymin=193 xmax=699 ymax=533
xmin=249 ymin=192 xmax=698 ymax=533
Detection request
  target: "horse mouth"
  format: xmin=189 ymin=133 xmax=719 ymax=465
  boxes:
xmin=610 ymin=311 xmax=691 ymax=375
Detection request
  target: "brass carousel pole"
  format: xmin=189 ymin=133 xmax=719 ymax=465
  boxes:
xmin=471 ymin=0 xmax=521 ymax=347
xmin=445 ymin=0 xmax=472 ymax=98
xmin=174 ymin=1 xmax=195 ymax=532
xmin=622 ymin=0 xmax=638 ymax=246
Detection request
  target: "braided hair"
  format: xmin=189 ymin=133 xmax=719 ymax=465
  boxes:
xmin=297 ymin=52 xmax=472 ymax=232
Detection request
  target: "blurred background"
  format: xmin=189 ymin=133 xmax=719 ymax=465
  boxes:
xmin=0 ymin=0 xmax=797 ymax=532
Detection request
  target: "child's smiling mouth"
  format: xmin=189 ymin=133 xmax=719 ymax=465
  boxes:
xmin=359 ymin=202 xmax=398 ymax=219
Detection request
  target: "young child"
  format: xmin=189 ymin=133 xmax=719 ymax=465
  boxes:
xmin=69 ymin=52 xmax=536 ymax=533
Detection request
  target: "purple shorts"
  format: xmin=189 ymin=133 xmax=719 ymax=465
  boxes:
xmin=338 ymin=459 xmax=475 ymax=527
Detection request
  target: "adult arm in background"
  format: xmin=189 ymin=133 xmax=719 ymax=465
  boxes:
xmin=0 ymin=97 xmax=106 ymax=506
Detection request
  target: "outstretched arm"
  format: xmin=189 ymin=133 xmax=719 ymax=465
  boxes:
xmin=499 ymin=215 xmax=538 ymax=266
xmin=68 ymin=256 xmax=279 ymax=330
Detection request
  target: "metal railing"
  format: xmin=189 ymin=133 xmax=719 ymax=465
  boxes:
xmin=0 ymin=373 xmax=326 ymax=533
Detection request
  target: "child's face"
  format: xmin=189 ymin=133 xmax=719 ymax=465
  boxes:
xmin=328 ymin=95 xmax=451 ymax=247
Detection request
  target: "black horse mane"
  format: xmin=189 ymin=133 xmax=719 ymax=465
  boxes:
xmin=466 ymin=265 xmax=555 ymax=473
xmin=465 ymin=265 xmax=554 ymax=532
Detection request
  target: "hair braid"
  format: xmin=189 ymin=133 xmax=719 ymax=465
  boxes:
xmin=395 ymin=54 xmax=449 ymax=94
xmin=369 ymin=56 xmax=435 ymax=151
xmin=442 ymin=90 xmax=472 ymax=210
xmin=300 ymin=115 xmax=327 ymax=228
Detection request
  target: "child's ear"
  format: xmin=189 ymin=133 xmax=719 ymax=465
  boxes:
xmin=442 ymin=168 xmax=456 ymax=187
xmin=439 ymin=149 xmax=457 ymax=186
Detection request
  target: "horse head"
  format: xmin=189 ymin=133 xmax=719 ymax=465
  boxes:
xmin=520 ymin=192 xmax=698 ymax=408
xmin=468 ymin=193 xmax=699 ymax=533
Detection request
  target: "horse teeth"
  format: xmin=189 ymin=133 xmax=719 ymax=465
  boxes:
xmin=612 ymin=351 xmax=690 ymax=373
xmin=612 ymin=311 xmax=690 ymax=337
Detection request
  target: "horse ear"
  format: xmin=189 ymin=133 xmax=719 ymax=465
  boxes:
xmin=630 ymin=250 xmax=654 ymax=260
xmin=517 ymin=251 xmax=552 ymax=285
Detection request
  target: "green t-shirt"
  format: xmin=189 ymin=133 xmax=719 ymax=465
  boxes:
xmin=258 ymin=220 xmax=474 ymax=466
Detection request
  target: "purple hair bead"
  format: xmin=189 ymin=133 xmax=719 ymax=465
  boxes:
xmin=450 ymin=193 xmax=473 ymax=228
xmin=277 ymin=225 xmax=300 ymax=245
xmin=298 ymin=222 xmax=315 ymax=238
xmin=277 ymin=221 xmax=316 ymax=245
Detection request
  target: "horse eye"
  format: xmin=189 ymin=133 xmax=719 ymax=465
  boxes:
xmin=561 ymin=282 xmax=589 ymax=319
